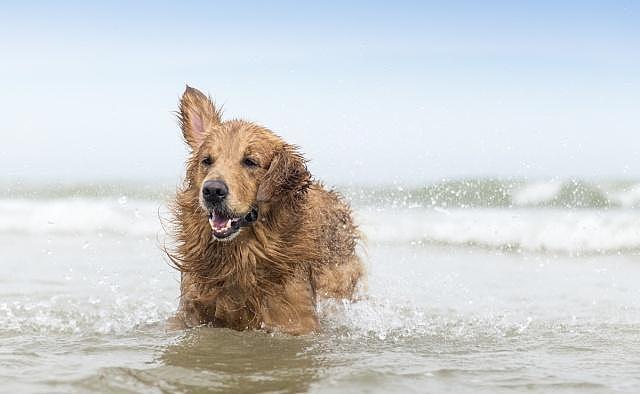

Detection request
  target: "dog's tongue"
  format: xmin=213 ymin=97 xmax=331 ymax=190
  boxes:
xmin=209 ymin=214 xmax=231 ymax=230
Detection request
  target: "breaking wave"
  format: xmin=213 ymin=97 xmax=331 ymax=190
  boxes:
xmin=0 ymin=197 xmax=163 ymax=237
xmin=3 ymin=179 xmax=640 ymax=254
xmin=359 ymin=208 xmax=640 ymax=255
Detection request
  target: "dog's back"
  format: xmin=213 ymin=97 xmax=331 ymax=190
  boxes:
xmin=305 ymin=184 xmax=364 ymax=300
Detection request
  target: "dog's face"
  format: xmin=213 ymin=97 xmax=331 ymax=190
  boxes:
xmin=179 ymin=86 xmax=310 ymax=241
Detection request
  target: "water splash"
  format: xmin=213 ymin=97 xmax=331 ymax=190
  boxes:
xmin=0 ymin=295 xmax=176 ymax=336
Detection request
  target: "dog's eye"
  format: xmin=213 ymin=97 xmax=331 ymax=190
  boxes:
xmin=201 ymin=156 xmax=213 ymax=166
xmin=243 ymin=157 xmax=259 ymax=168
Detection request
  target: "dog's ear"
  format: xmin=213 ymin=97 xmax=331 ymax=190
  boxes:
xmin=257 ymin=145 xmax=311 ymax=203
xmin=178 ymin=85 xmax=222 ymax=149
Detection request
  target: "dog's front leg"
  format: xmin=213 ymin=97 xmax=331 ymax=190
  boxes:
xmin=260 ymin=276 xmax=319 ymax=335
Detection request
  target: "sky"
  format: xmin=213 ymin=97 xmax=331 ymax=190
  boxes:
xmin=1 ymin=1 xmax=639 ymax=185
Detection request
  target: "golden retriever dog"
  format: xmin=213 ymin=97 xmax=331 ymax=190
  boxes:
xmin=166 ymin=86 xmax=365 ymax=334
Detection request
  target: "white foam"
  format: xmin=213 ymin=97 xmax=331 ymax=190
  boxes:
xmin=0 ymin=198 xmax=163 ymax=237
xmin=360 ymin=207 xmax=640 ymax=254
xmin=512 ymin=180 xmax=562 ymax=206
xmin=607 ymin=183 xmax=640 ymax=208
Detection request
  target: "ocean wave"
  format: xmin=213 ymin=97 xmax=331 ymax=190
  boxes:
xmin=3 ymin=197 xmax=640 ymax=254
xmin=345 ymin=179 xmax=640 ymax=209
xmin=359 ymin=207 xmax=640 ymax=255
xmin=3 ymin=178 xmax=640 ymax=254
xmin=0 ymin=198 xmax=164 ymax=237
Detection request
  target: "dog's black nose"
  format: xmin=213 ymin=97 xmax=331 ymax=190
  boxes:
xmin=202 ymin=180 xmax=228 ymax=201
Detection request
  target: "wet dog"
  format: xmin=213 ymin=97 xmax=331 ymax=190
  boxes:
xmin=167 ymin=86 xmax=364 ymax=334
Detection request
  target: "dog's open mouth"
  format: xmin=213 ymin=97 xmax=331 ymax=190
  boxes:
xmin=208 ymin=212 xmax=242 ymax=240
xmin=207 ymin=208 xmax=258 ymax=240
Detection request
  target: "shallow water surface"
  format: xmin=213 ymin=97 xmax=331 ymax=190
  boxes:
xmin=2 ymin=189 xmax=640 ymax=393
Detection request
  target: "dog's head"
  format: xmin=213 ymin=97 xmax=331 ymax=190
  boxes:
xmin=178 ymin=86 xmax=310 ymax=241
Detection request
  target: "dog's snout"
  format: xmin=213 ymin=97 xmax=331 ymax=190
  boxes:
xmin=203 ymin=180 xmax=229 ymax=202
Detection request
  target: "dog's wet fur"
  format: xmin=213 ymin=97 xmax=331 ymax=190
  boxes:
xmin=166 ymin=86 xmax=365 ymax=334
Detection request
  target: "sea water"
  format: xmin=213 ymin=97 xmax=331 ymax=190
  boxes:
xmin=1 ymin=179 xmax=640 ymax=393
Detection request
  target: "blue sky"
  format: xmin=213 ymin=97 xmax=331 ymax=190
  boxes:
xmin=1 ymin=1 xmax=638 ymax=184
